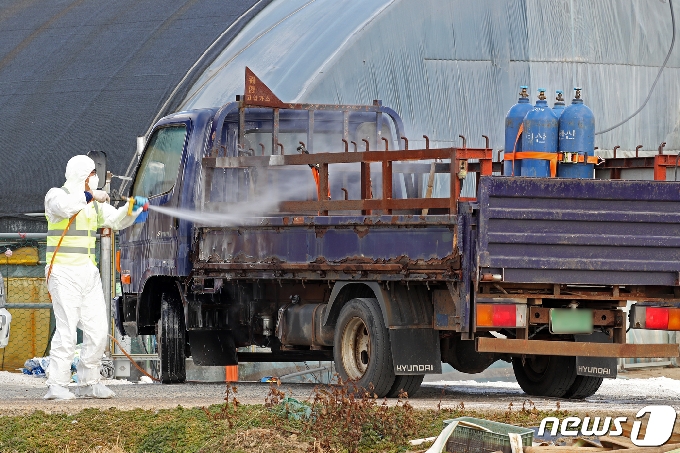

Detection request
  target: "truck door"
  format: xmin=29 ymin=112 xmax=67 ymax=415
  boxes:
xmin=125 ymin=122 xmax=190 ymax=291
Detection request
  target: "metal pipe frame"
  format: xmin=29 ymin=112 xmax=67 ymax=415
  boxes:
xmin=0 ymin=233 xmax=101 ymax=239
xmin=598 ymin=152 xmax=680 ymax=181
xmin=5 ymin=303 xmax=52 ymax=309
xmin=204 ymin=146 xmax=493 ymax=215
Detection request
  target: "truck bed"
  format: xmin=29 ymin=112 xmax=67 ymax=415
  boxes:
xmin=477 ymin=176 xmax=680 ymax=287
xmin=194 ymin=215 xmax=459 ymax=280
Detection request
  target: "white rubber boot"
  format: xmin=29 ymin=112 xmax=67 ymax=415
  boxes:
xmin=75 ymin=383 xmax=115 ymax=399
xmin=44 ymin=385 xmax=76 ymax=400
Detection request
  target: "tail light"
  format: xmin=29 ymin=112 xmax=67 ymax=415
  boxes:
xmin=476 ymin=304 xmax=526 ymax=328
xmin=630 ymin=305 xmax=680 ymax=331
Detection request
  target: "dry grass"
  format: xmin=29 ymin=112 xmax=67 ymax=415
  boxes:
xmin=0 ymin=380 xmax=577 ymax=453
xmin=198 ymin=428 xmax=310 ymax=453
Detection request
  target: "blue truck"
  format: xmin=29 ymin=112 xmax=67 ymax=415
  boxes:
xmin=116 ymin=69 xmax=680 ymax=398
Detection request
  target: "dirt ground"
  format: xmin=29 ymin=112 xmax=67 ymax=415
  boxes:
xmin=618 ymin=365 xmax=680 ymax=379
xmin=0 ymin=366 xmax=678 ymax=416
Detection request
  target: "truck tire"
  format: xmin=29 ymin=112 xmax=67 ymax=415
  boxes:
xmin=333 ymin=297 xmax=395 ymax=397
xmin=512 ymin=355 xmax=576 ymax=398
xmin=156 ymin=291 xmax=186 ymax=383
xmin=563 ymin=375 xmax=603 ymax=399
xmin=388 ymin=374 xmax=424 ymax=398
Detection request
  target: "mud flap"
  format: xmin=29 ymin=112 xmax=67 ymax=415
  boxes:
xmin=575 ymin=332 xmax=617 ymax=378
xmin=190 ymin=330 xmax=238 ymax=366
xmin=389 ymin=328 xmax=442 ymax=375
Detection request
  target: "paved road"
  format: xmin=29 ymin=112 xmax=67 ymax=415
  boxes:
xmin=1 ymin=375 xmax=678 ymax=415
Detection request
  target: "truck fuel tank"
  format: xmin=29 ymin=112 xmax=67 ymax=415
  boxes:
xmin=277 ymin=303 xmax=334 ymax=347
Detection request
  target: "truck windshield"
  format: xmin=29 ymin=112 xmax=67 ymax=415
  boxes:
xmin=133 ymin=125 xmax=187 ymax=198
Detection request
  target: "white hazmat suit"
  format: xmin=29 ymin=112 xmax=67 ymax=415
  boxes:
xmin=44 ymin=155 xmax=143 ymax=400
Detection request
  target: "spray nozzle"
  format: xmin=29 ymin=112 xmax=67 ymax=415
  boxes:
xmin=555 ymin=90 xmax=565 ymax=102
xmin=574 ymin=87 xmax=582 ymax=99
xmin=537 ymin=89 xmax=546 ymax=101
xmin=519 ymin=86 xmax=529 ymax=98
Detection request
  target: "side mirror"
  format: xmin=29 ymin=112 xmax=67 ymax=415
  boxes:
xmin=87 ymin=150 xmax=107 ymax=189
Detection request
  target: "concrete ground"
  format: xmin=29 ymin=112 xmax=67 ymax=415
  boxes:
xmin=1 ymin=365 xmax=678 ymax=416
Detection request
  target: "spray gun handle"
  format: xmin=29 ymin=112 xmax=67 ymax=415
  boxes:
xmin=126 ymin=197 xmax=150 ymax=215
xmin=132 ymin=196 xmax=150 ymax=212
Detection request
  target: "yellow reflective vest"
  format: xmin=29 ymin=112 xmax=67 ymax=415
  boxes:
xmin=46 ymin=188 xmax=100 ymax=266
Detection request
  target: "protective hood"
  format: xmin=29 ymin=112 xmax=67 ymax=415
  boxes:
xmin=63 ymin=155 xmax=95 ymax=194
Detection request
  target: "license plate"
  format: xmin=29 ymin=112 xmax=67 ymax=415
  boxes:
xmin=549 ymin=308 xmax=593 ymax=334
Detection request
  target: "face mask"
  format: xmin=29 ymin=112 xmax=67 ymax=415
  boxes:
xmin=88 ymin=174 xmax=99 ymax=191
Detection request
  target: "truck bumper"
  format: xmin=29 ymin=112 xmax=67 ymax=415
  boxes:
xmin=476 ymin=337 xmax=679 ymax=358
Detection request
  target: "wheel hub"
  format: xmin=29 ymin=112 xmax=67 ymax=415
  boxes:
xmin=340 ymin=317 xmax=371 ymax=380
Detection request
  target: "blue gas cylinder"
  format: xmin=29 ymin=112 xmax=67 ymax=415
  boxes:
xmin=558 ymin=87 xmax=595 ymax=178
xmin=552 ymin=90 xmax=566 ymax=118
xmin=503 ymin=86 xmax=533 ymax=176
xmin=520 ymin=89 xmax=558 ymax=177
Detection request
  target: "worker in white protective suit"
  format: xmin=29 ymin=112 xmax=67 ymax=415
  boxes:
xmin=43 ymin=155 xmax=148 ymax=400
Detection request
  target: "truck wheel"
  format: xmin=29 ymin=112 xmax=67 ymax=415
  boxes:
xmin=512 ymin=355 xmax=576 ymax=398
xmin=333 ymin=298 xmax=395 ymax=397
xmin=156 ymin=291 xmax=186 ymax=383
xmin=563 ymin=375 xmax=603 ymax=399
xmin=387 ymin=374 xmax=424 ymax=398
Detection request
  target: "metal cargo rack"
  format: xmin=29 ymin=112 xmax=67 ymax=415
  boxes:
xmin=202 ymin=145 xmax=494 ymax=216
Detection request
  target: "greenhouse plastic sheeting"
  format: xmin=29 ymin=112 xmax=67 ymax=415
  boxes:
xmin=0 ymin=0 xmax=269 ymax=216
xmin=181 ymin=0 xmax=680 ymax=158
